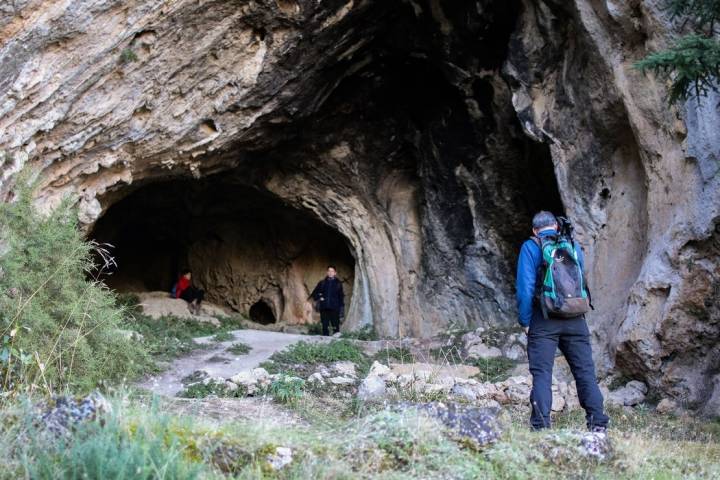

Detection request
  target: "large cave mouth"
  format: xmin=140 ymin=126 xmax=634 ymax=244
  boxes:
xmin=89 ymin=174 xmax=355 ymax=325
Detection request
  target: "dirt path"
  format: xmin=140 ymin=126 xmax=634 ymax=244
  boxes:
xmin=139 ymin=329 xmax=327 ymax=397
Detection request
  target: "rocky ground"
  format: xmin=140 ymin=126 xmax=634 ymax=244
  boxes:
xmin=6 ymin=303 xmax=709 ymax=478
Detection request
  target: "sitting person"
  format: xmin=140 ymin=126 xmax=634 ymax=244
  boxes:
xmin=174 ymin=269 xmax=204 ymax=315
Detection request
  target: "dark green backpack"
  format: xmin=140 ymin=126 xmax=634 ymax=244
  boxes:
xmin=531 ymin=234 xmax=592 ymax=319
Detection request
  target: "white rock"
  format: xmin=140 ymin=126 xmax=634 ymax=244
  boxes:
xmin=504 ymin=344 xmax=526 ymax=361
xmin=230 ymin=371 xmax=257 ymax=386
xmin=452 ymin=383 xmax=477 ymax=401
xmin=331 ymin=361 xmax=357 ymax=378
xmin=225 ymin=381 xmax=239 ymax=392
xmin=368 ymin=361 xmax=391 ymax=378
xmin=608 ymin=380 xmax=648 ymax=406
xmin=266 ymin=446 xmax=293 ymax=470
xmin=423 ymin=383 xmax=450 ymax=395
xmin=308 ymin=372 xmax=325 ymax=384
xmin=359 ymin=375 xmax=387 ymax=401
xmin=397 ymin=374 xmax=414 ymax=388
xmin=505 ymin=383 xmax=531 ymax=403
xmin=329 ymin=376 xmax=356 ymax=385
xmin=252 ymin=368 xmax=270 ymax=380
xmin=551 ymin=391 xmax=566 ymax=412
xmin=466 ymin=343 xmax=502 ymax=360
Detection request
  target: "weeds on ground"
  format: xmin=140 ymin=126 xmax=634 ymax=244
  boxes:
xmin=212 ymin=331 xmax=234 ymax=343
xmin=121 ymin=307 xmax=245 ymax=362
xmin=178 ymin=381 xmax=244 ymax=399
xmin=226 ymin=343 xmax=252 ymax=356
xmin=261 ymin=340 xmax=370 ymax=377
xmin=474 ymin=357 xmax=516 ymax=383
xmin=341 ymin=325 xmax=379 ymax=341
xmin=374 ymin=346 xmax=414 ymax=364
xmin=267 ymin=376 xmax=304 ymax=406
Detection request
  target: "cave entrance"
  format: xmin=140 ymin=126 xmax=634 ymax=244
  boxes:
xmin=249 ymin=300 xmax=276 ymax=325
xmin=89 ymin=174 xmax=355 ymax=326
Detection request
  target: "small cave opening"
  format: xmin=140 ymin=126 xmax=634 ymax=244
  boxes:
xmin=249 ymin=300 xmax=276 ymax=325
xmin=89 ymin=173 xmax=355 ymax=325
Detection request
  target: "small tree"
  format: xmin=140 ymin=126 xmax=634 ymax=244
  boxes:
xmin=635 ymin=0 xmax=720 ymax=104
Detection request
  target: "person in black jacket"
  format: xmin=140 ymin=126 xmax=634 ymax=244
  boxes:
xmin=310 ymin=265 xmax=345 ymax=336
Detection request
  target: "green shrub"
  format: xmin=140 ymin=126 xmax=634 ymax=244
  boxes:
xmin=0 ymin=180 xmax=151 ymax=393
xmin=211 ymin=331 xmax=233 ymax=343
xmin=119 ymin=48 xmax=138 ymax=64
xmin=20 ymin=404 xmax=204 ymax=479
xmin=267 ymin=376 xmax=304 ymax=406
xmin=341 ymin=324 xmax=378 ymax=341
xmin=226 ymin=342 xmax=252 ymax=355
xmin=177 ymin=381 xmax=242 ymax=399
xmin=474 ymin=357 xmax=516 ymax=383
xmin=268 ymin=340 xmax=367 ymax=366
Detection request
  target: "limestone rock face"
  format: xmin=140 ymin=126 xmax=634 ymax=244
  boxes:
xmin=1 ymin=1 xmax=718 ymax=411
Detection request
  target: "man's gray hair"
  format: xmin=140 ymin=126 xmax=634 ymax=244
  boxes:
xmin=532 ymin=211 xmax=558 ymax=230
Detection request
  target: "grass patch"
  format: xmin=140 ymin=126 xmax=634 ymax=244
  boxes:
xmin=374 ymin=346 xmax=414 ymax=364
xmin=2 ymin=392 xmax=720 ymax=479
xmin=267 ymin=376 xmax=304 ymax=406
xmin=121 ymin=309 xmax=245 ymax=362
xmin=211 ymin=331 xmax=234 ymax=343
xmin=474 ymin=357 xmax=516 ymax=383
xmin=261 ymin=340 xmax=370 ymax=378
xmin=341 ymin=324 xmax=378 ymax=341
xmin=226 ymin=342 xmax=252 ymax=355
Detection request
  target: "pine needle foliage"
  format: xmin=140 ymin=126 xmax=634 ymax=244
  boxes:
xmin=635 ymin=0 xmax=720 ymax=104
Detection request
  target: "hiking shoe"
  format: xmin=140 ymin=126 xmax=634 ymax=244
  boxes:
xmin=589 ymin=425 xmax=607 ymax=434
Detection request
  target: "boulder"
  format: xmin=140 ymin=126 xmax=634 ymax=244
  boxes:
xmin=368 ymin=361 xmax=391 ymax=378
xmin=331 ymin=361 xmax=357 ymax=378
xmin=307 ymin=372 xmax=325 ymax=385
xmin=466 ymin=343 xmax=503 ymax=360
xmin=656 ymin=398 xmax=678 ymax=415
xmin=329 ymin=376 xmax=356 ymax=385
xmin=358 ymin=375 xmax=387 ymax=401
xmin=452 ymin=384 xmax=478 ymax=402
xmin=608 ymin=380 xmax=648 ymax=406
xmin=412 ymin=402 xmax=502 ymax=450
xmin=135 ymin=291 xmax=225 ymax=325
xmin=39 ymin=392 xmax=112 ymax=437
xmin=503 ymin=344 xmax=527 ymax=362
xmin=265 ymin=446 xmax=293 ymax=470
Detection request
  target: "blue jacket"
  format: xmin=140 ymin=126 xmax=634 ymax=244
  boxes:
xmin=515 ymin=229 xmax=585 ymax=327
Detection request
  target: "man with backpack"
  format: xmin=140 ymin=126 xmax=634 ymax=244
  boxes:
xmin=516 ymin=211 xmax=609 ymax=432
xmin=310 ymin=265 xmax=345 ymax=336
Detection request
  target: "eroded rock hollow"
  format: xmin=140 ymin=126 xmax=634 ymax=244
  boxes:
xmin=1 ymin=1 xmax=719 ymax=412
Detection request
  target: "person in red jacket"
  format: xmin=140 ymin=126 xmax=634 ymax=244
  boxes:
xmin=175 ymin=269 xmax=204 ymax=315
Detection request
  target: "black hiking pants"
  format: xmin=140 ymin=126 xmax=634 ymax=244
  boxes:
xmin=527 ymin=310 xmax=609 ymax=430
xmin=180 ymin=287 xmax=205 ymax=304
xmin=320 ymin=309 xmax=340 ymax=336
